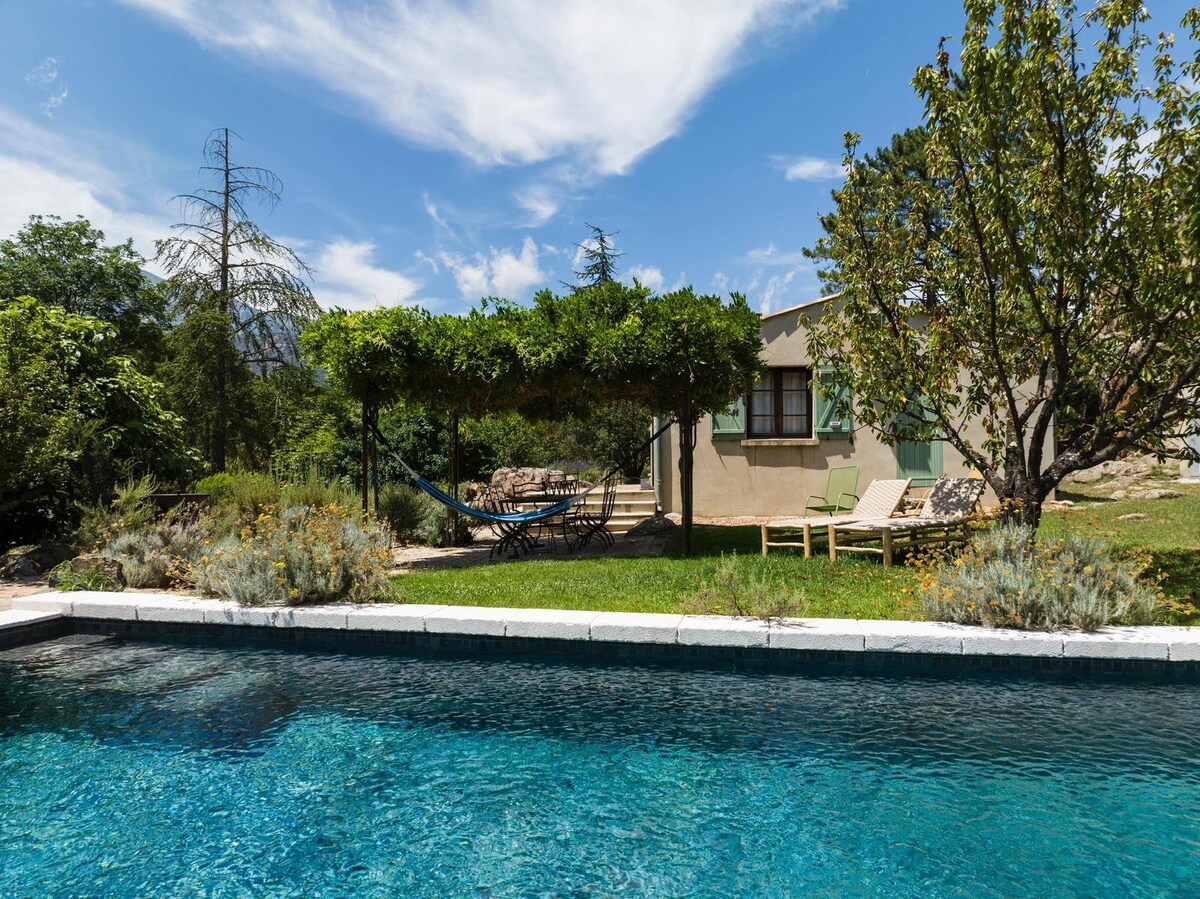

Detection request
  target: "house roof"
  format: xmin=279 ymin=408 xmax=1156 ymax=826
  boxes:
xmin=759 ymin=291 xmax=841 ymax=320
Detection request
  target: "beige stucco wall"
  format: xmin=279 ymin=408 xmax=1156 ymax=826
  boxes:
xmin=658 ymin=300 xmax=1032 ymax=517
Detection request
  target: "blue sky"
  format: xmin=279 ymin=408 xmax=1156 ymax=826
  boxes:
xmin=2 ymin=0 xmax=1194 ymax=314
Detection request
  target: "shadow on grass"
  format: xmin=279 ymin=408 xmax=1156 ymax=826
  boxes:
xmin=665 ymin=525 xmax=763 ymax=558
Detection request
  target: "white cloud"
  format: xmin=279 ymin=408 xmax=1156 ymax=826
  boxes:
xmin=760 ymin=270 xmax=797 ymax=314
xmin=625 ymin=264 xmax=685 ymax=293
xmin=414 ymin=249 xmax=439 ymax=274
xmin=778 ymin=155 xmax=844 ymax=182
xmin=42 ymin=89 xmax=69 ymax=118
xmin=25 ymin=57 xmax=69 ymax=118
xmin=744 ymin=242 xmax=809 ymax=265
xmin=0 ymin=107 xmax=171 ymax=259
xmin=513 ymin=184 xmax=560 ymax=227
xmin=25 ymin=58 xmax=59 ymax=86
xmin=422 ymin=192 xmax=450 ymax=231
xmin=438 ymin=236 xmax=547 ymax=300
xmin=118 ymin=0 xmax=843 ymax=177
xmin=312 ymin=238 xmax=422 ymax=309
xmin=626 ymin=265 xmax=665 ymax=292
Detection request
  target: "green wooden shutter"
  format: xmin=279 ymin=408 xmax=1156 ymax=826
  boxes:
xmin=896 ymin=403 xmax=944 ymax=486
xmin=815 ymin=366 xmax=852 ymax=439
xmin=711 ymin=396 xmax=745 ymax=440
xmin=897 ymin=438 xmax=944 ymax=487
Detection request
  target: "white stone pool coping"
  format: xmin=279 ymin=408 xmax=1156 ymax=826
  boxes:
xmin=3 ymin=591 xmax=1199 ymax=663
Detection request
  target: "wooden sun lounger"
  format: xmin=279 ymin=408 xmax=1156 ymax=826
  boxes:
xmin=828 ymin=477 xmax=986 ymax=566
xmin=760 ymin=478 xmax=912 ymax=558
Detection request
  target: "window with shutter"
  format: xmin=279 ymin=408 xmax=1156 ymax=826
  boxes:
xmin=815 ymin=366 xmax=852 ymax=439
xmin=747 ymin=368 xmax=813 ymax=437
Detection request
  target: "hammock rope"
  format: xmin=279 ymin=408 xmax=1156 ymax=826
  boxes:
xmin=366 ymin=415 xmax=675 ymax=526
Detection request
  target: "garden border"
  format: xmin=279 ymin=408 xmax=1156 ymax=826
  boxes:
xmin=3 ymin=592 xmax=1199 ymax=677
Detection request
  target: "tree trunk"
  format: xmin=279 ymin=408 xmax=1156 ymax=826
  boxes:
xmin=449 ymin=414 xmax=461 ymax=546
xmin=370 ymin=411 xmax=380 ymax=516
xmin=214 ymin=127 xmax=233 ymax=473
xmin=361 ymin=399 xmax=370 ymax=516
xmin=679 ymin=385 xmax=695 ymax=556
xmin=994 ymin=471 xmax=1047 ymax=530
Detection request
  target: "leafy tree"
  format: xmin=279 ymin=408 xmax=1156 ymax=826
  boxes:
xmin=554 ymin=401 xmax=655 ymax=480
xmin=0 ymin=215 xmax=169 ymax=365
xmin=157 ymin=307 xmax=267 ymax=468
xmin=806 ymin=0 xmax=1200 ymax=526
xmin=814 ymin=126 xmax=946 ymax=299
xmin=0 ymin=297 xmax=198 ymax=545
xmin=572 ymin=223 xmax=623 ymax=287
xmin=157 ymin=128 xmax=318 ymax=471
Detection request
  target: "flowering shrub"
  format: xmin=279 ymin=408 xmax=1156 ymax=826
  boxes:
xmin=101 ymin=521 xmax=207 ymax=588
xmin=918 ymin=522 xmax=1161 ymax=631
xmin=191 ymin=504 xmax=392 ymax=605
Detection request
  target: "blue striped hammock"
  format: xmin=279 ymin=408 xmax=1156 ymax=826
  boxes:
xmin=412 ymin=476 xmax=596 ymax=526
xmin=371 ymin=416 xmax=673 ymax=527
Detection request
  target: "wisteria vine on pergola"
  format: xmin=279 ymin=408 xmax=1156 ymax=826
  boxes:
xmin=300 ymin=281 xmax=765 ymax=553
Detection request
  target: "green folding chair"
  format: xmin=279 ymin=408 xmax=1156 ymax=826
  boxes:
xmin=805 ymin=466 xmax=860 ymax=515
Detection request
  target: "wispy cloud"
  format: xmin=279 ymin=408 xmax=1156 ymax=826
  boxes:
xmin=513 ymin=184 xmax=560 ymax=227
xmin=422 ymin=192 xmax=451 ymax=232
xmin=118 ymin=0 xmax=842 ymax=178
xmin=25 ymin=57 xmax=58 ymax=86
xmin=775 ymin=154 xmax=844 ymax=182
xmin=312 ymin=238 xmax=422 ymax=309
xmin=41 ymin=89 xmax=69 ymax=118
xmin=718 ymin=240 xmax=824 ymax=313
xmin=438 ymin=236 xmax=547 ymax=300
xmin=744 ymin=242 xmax=808 ymax=266
xmin=25 ymin=57 xmax=69 ymax=118
xmin=0 ymin=106 xmax=170 ymax=257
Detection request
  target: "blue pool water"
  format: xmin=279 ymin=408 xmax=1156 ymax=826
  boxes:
xmin=2 ymin=637 xmax=1199 ymax=897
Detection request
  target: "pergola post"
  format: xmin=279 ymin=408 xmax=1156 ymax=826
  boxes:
xmin=449 ymin=414 xmax=461 ymax=544
xmin=680 ymin=382 xmax=695 ymax=556
xmin=360 ymin=398 xmax=370 ymax=516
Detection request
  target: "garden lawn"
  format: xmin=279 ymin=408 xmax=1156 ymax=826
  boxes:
xmin=388 ymin=525 xmax=921 ymax=619
xmin=388 ymin=486 xmax=1200 ymax=621
xmin=1040 ymin=483 xmax=1200 ymax=616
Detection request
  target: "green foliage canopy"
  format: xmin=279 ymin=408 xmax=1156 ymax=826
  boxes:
xmin=0 ymin=297 xmax=199 ymax=543
xmin=806 ymin=0 xmax=1200 ymax=521
xmin=301 ymin=282 xmax=764 ymax=425
xmin=0 ymin=215 xmax=169 ymax=365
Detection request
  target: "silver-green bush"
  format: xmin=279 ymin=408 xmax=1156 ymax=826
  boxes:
xmin=377 ymin=482 xmax=427 ymax=543
xmin=101 ymin=521 xmax=206 ymax=588
xmin=919 ymin=522 xmax=1160 ymax=631
xmin=192 ymin=504 xmax=392 ymax=605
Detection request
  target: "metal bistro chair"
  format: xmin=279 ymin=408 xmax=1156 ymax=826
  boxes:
xmin=510 ymin=475 xmax=569 ymax=554
xmin=565 ymin=479 xmax=616 ymax=553
xmin=477 ymin=484 xmax=536 ymax=559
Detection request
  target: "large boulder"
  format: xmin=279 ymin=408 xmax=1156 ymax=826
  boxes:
xmin=626 ymin=515 xmax=679 ymax=538
xmin=490 ymin=467 xmax=570 ymax=499
xmin=0 ymin=542 xmax=74 ymax=580
xmin=49 ymin=553 xmax=126 ymax=589
xmin=1131 ymin=488 xmax=1183 ymax=501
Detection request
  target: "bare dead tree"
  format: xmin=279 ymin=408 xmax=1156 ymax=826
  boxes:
xmin=157 ymin=128 xmax=318 ymax=470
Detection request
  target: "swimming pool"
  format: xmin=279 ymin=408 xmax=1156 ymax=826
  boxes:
xmin=2 ymin=635 xmax=1198 ymax=896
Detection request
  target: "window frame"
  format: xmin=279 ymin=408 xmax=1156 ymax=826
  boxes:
xmin=747 ymin=367 xmax=814 ymax=438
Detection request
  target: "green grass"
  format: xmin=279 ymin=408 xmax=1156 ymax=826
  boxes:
xmin=388 ymin=525 xmax=919 ymax=618
xmin=386 ymin=487 xmax=1200 ymax=621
